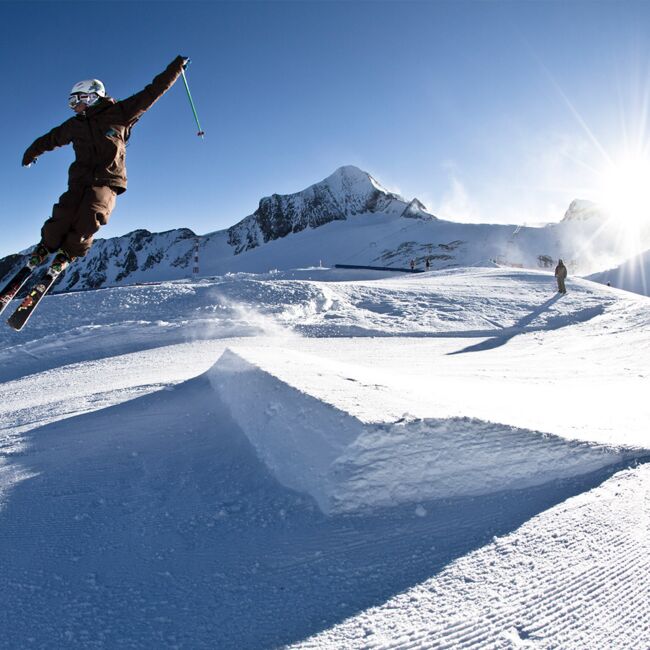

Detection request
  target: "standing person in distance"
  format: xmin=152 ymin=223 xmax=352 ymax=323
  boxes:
xmin=20 ymin=55 xmax=190 ymax=269
xmin=555 ymin=259 xmax=567 ymax=294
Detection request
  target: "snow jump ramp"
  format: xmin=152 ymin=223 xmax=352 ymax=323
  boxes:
xmin=210 ymin=347 xmax=640 ymax=515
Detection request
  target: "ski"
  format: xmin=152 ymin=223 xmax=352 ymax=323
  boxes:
xmin=6 ymin=250 xmax=73 ymax=331
xmin=0 ymin=244 xmax=50 ymax=316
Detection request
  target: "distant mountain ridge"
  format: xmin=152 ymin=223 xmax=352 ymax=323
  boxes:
xmin=61 ymin=228 xmax=198 ymax=290
xmin=2 ymin=165 xmax=650 ymax=295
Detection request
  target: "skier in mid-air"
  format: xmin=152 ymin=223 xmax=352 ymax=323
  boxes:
xmin=1 ymin=55 xmax=190 ymax=329
xmin=24 ymin=54 xmax=189 ymax=261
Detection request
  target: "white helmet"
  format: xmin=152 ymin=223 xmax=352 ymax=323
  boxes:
xmin=68 ymin=79 xmax=105 ymax=109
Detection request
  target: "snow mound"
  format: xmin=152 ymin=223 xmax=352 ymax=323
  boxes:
xmin=210 ymin=348 xmax=635 ymax=514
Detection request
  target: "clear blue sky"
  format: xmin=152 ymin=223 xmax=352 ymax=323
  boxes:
xmin=1 ymin=0 xmax=650 ymax=257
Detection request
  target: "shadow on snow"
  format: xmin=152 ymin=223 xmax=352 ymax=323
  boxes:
xmin=0 ymin=373 xmax=640 ymax=649
xmin=447 ymin=294 xmax=600 ymax=354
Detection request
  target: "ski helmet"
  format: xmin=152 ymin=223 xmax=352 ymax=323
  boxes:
xmin=68 ymin=79 xmax=105 ymax=109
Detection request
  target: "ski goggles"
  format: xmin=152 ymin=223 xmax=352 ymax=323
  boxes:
xmin=68 ymin=92 xmax=99 ymax=109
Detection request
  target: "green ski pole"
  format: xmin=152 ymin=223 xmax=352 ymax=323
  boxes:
xmin=181 ymin=66 xmax=205 ymax=138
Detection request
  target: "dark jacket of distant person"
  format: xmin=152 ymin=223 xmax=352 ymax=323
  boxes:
xmin=555 ymin=259 xmax=567 ymax=293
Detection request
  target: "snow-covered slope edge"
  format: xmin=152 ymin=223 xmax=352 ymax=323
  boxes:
xmin=210 ymin=348 xmax=640 ymax=514
xmin=586 ymin=248 xmax=650 ymax=296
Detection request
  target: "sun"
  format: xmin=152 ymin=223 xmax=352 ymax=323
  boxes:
xmin=597 ymin=155 xmax=650 ymax=226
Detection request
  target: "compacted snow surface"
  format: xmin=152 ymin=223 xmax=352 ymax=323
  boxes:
xmin=0 ymin=266 xmax=648 ymax=649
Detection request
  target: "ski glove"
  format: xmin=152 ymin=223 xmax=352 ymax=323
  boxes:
xmin=182 ymin=57 xmax=191 ymax=69
xmin=22 ymin=155 xmax=37 ymax=167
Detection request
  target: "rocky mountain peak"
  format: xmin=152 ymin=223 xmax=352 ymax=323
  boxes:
xmin=320 ymin=165 xmax=402 ymax=203
xmin=226 ymin=165 xmax=415 ymax=254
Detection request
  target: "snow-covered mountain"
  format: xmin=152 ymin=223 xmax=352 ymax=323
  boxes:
xmin=227 ymin=165 xmax=432 ymax=254
xmin=561 ymin=198 xmax=604 ymax=221
xmin=2 ymin=165 xmax=649 ymax=294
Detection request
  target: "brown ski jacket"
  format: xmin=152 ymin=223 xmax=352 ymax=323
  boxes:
xmin=22 ymin=56 xmax=186 ymax=194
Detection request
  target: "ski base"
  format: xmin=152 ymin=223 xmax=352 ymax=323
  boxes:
xmin=0 ymin=266 xmax=34 ymax=316
xmin=6 ymin=251 xmax=73 ymax=331
xmin=0 ymin=243 xmax=51 ymax=317
xmin=6 ymin=277 xmax=56 ymax=331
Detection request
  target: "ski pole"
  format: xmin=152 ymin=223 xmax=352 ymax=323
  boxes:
xmin=180 ymin=65 xmax=205 ymax=138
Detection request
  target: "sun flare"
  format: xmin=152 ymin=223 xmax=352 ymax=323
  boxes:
xmin=597 ymin=156 xmax=650 ymax=226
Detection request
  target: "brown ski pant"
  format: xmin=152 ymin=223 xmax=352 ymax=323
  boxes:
xmin=41 ymin=185 xmax=117 ymax=258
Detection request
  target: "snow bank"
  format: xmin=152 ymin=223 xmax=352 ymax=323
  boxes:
xmin=210 ymin=348 xmax=634 ymax=514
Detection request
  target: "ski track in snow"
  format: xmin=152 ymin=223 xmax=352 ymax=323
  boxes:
xmin=292 ymin=464 xmax=650 ymax=650
xmin=0 ymin=267 xmax=649 ymax=648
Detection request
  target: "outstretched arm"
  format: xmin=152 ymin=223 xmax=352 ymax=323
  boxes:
xmin=118 ymin=56 xmax=187 ymax=125
xmin=22 ymin=123 xmax=72 ymax=166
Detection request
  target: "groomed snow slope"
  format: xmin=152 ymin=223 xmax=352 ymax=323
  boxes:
xmin=0 ymin=267 xmax=648 ymax=648
xmin=292 ymin=462 xmax=650 ymax=649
